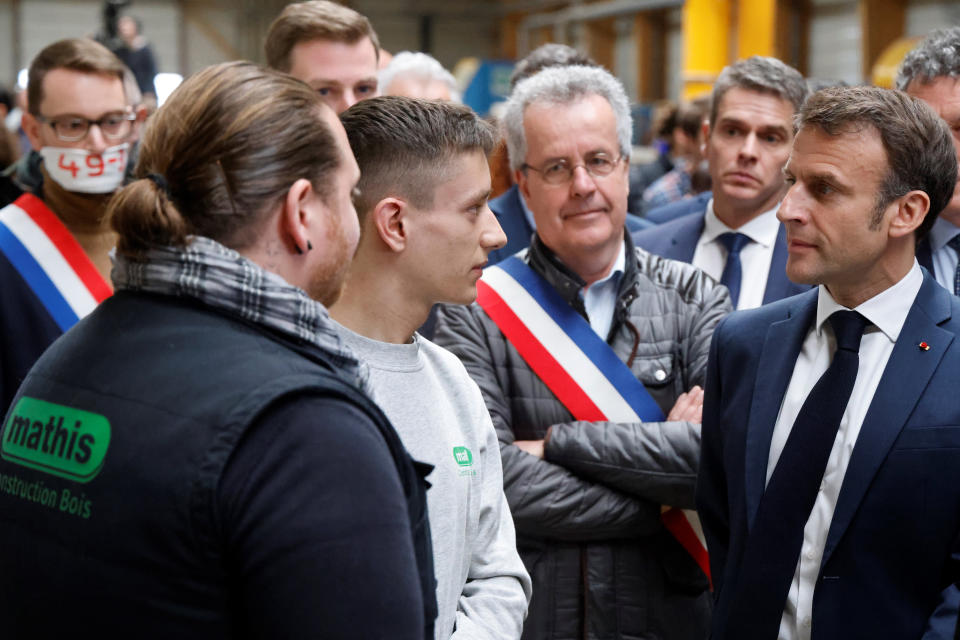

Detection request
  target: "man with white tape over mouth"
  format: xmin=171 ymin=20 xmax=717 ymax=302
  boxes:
xmin=0 ymin=38 xmax=144 ymax=413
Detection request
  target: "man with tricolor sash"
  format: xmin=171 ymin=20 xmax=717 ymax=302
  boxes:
xmin=0 ymin=38 xmax=141 ymax=413
xmin=434 ymin=65 xmax=731 ymax=640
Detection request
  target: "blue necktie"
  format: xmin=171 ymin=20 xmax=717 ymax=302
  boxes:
xmin=947 ymin=235 xmax=960 ymax=296
xmin=722 ymin=310 xmax=869 ymax=639
xmin=717 ymin=232 xmax=751 ymax=308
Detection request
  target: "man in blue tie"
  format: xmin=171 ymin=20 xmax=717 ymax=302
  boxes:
xmin=698 ymin=86 xmax=960 ymax=639
xmin=634 ymin=56 xmax=811 ymax=309
xmin=898 ymin=27 xmax=960 ymax=296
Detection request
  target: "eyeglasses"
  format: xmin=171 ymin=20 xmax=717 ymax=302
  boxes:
xmin=36 ymin=112 xmax=136 ymax=143
xmin=522 ymin=152 xmax=624 ymax=185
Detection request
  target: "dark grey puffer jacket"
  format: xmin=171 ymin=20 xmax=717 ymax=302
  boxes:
xmin=434 ymin=233 xmax=731 ymax=640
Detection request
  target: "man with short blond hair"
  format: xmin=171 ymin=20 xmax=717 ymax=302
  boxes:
xmin=265 ymin=0 xmax=379 ymax=114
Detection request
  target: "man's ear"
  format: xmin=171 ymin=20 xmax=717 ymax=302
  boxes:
xmin=280 ymin=178 xmax=316 ymax=255
xmin=371 ymin=196 xmax=407 ymax=252
xmin=888 ymin=189 xmax=930 ymax=238
xmin=21 ymin=112 xmax=43 ymax=151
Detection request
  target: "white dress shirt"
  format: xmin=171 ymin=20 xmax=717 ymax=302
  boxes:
xmin=768 ymin=262 xmax=923 ymax=640
xmin=691 ymin=200 xmax=781 ymax=310
xmin=926 ymin=216 xmax=960 ymax=294
xmin=581 ymin=241 xmax=626 ymax=340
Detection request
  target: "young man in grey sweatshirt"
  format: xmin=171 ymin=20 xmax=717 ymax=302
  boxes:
xmin=332 ymin=96 xmax=531 ymax=639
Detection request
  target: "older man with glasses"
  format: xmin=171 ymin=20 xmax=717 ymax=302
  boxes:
xmin=0 ymin=38 xmax=144 ymax=413
xmin=434 ymin=65 xmax=731 ymax=640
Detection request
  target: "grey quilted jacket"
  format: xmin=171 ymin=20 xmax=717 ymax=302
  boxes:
xmin=433 ymin=233 xmax=731 ymax=640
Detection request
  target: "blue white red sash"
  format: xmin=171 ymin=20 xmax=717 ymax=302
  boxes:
xmin=0 ymin=193 xmax=111 ymax=331
xmin=477 ymin=255 xmax=710 ymax=579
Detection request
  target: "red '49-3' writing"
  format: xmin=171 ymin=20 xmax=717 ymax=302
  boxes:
xmin=57 ymin=148 xmax=126 ymax=178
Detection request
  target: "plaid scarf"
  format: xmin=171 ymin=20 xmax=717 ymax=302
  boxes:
xmin=111 ymin=236 xmax=370 ymax=392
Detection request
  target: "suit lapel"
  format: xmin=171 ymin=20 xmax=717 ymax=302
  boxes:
xmin=744 ymin=290 xmax=819 ymax=527
xmin=822 ymin=276 xmax=954 ymax=567
xmin=668 ymin=212 xmax=705 ymax=262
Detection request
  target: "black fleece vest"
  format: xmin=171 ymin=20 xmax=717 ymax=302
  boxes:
xmin=0 ymin=290 xmax=436 ymax=637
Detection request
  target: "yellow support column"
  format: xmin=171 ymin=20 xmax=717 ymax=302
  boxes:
xmin=737 ymin=0 xmax=777 ymax=59
xmin=682 ymin=0 xmax=731 ymax=99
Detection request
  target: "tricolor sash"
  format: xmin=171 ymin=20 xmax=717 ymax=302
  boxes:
xmin=477 ymin=255 xmax=710 ymax=580
xmin=0 ymin=193 xmax=111 ymax=331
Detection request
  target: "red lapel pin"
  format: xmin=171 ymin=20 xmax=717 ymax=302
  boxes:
xmin=918 ymin=341 xmax=930 ymax=351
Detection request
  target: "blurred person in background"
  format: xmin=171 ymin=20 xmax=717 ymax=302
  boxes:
xmin=0 ymin=61 xmax=435 ymax=639
xmin=115 ymin=14 xmax=158 ymax=108
xmin=380 ymin=51 xmax=459 ymax=102
xmin=266 ymin=0 xmax=379 ymax=114
xmin=641 ymin=98 xmax=709 ymax=211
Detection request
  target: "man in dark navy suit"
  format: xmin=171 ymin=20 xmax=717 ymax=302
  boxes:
xmin=698 ymin=86 xmax=960 ymax=640
xmin=634 ymin=56 xmax=809 ymax=309
xmin=898 ymin=28 xmax=960 ymax=296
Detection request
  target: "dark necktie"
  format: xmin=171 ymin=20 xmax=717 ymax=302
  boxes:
xmin=722 ymin=310 xmax=869 ymax=639
xmin=717 ymin=232 xmax=751 ymax=308
xmin=947 ymin=235 xmax=960 ymax=296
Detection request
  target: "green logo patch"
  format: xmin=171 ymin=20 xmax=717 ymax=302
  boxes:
xmin=453 ymin=446 xmax=473 ymax=467
xmin=1 ymin=397 xmax=111 ymax=483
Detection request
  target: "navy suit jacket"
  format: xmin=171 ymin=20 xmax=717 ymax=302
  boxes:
xmin=646 ymin=191 xmax=712 ymax=225
xmin=631 ymin=208 xmax=809 ymax=305
xmin=697 ymin=274 xmax=960 ymax=639
xmin=487 ymin=184 xmax=653 ymax=265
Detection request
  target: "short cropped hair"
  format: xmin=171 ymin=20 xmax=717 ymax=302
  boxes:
xmin=895 ymin=27 xmax=960 ymax=90
xmin=379 ymin=51 xmax=458 ymax=100
xmin=710 ymin=56 xmax=807 ymax=127
xmin=27 ymin=38 xmax=127 ymax=115
xmin=339 ymin=96 xmax=496 ymax=219
xmin=797 ymin=86 xmax=957 ymax=238
xmin=265 ymin=0 xmax=380 ymax=72
xmin=509 ymin=43 xmax=598 ymax=89
xmin=503 ymin=65 xmax=632 ymax=172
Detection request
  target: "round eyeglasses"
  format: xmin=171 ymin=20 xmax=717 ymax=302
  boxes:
xmin=521 ymin=152 xmax=624 ymax=185
xmin=36 ymin=112 xmax=136 ymax=143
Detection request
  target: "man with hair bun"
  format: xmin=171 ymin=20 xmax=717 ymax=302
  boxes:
xmin=0 ymin=61 xmax=435 ymax=639
xmin=0 ymin=38 xmax=145 ymax=414
xmin=334 ymin=95 xmax=531 ymax=639
xmin=698 ymin=85 xmax=960 ymax=639
xmin=265 ymin=0 xmax=380 ymax=114
xmin=898 ymin=27 xmax=960 ymax=296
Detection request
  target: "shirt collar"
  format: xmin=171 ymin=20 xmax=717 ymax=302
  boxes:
xmin=814 ymin=260 xmax=923 ymax=343
xmin=927 ymin=216 xmax=960 ymax=253
xmin=585 ymin=240 xmax=627 ymax=292
xmin=702 ymin=199 xmax=781 ymax=248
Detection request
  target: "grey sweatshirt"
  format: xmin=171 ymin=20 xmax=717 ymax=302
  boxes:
xmin=338 ymin=325 xmax=532 ymax=639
